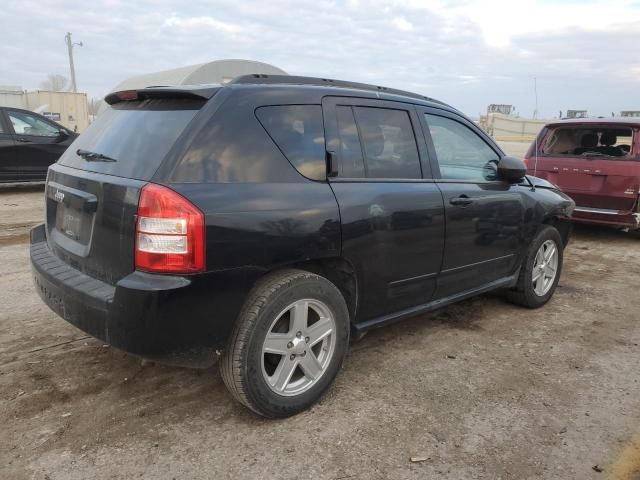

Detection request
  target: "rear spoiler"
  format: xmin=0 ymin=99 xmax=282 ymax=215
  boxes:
xmin=104 ymin=86 xmax=219 ymax=105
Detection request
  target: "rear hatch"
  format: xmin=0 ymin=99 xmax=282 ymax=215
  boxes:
xmin=526 ymin=123 xmax=640 ymax=211
xmin=44 ymin=92 xmax=209 ymax=285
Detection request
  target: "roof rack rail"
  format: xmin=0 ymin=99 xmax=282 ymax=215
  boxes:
xmin=228 ymin=74 xmax=447 ymax=106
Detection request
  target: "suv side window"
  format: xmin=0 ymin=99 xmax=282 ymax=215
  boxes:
xmin=336 ymin=106 xmax=365 ymax=177
xmin=354 ymin=107 xmax=421 ymax=179
xmin=256 ymin=105 xmax=326 ymax=181
xmin=8 ymin=110 xmax=60 ymax=137
xmin=425 ymin=114 xmax=499 ymax=181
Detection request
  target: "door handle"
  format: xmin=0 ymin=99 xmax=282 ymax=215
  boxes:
xmin=449 ymin=195 xmax=474 ymax=206
xmin=326 ymin=151 xmax=338 ymax=178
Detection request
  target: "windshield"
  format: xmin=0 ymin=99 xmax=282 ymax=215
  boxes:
xmin=58 ymin=98 xmax=203 ymax=180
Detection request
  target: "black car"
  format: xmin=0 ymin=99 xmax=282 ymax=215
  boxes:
xmin=0 ymin=106 xmax=77 ymax=183
xmin=30 ymin=75 xmax=574 ymax=417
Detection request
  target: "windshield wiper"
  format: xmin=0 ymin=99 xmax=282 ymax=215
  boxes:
xmin=76 ymin=148 xmax=117 ymax=162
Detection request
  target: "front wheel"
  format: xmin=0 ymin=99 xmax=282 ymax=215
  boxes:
xmin=507 ymin=226 xmax=564 ymax=308
xmin=220 ymin=269 xmax=350 ymax=417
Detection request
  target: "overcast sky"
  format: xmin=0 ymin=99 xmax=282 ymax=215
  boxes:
xmin=2 ymin=0 xmax=639 ymax=118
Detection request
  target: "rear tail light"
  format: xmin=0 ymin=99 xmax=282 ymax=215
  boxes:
xmin=116 ymin=90 xmax=138 ymax=101
xmin=135 ymin=183 xmax=205 ymax=273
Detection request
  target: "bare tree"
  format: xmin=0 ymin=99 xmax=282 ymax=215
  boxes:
xmin=88 ymin=97 xmax=101 ymax=116
xmin=40 ymin=74 xmax=69 ymax=91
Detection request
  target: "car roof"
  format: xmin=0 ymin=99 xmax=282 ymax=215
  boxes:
xmin=1 ymin=106 xmax=46 ymax=115
xmin=108 ymin=74 xmax=456 ymax=112
xmin=546 ymin=117 xmax=640 ymax=127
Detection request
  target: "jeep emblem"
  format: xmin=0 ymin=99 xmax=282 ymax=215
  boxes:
xmin=54 ymin=190 xmax=65 ymax=203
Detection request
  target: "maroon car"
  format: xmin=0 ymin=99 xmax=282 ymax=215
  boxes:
xmin=524 ymin=118 xmax=640 ymax=230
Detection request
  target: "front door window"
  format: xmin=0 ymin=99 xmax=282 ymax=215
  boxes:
xmin=425 ymin=114 xmax=499 ymax=181
xmin=8 ymin=111 xmax=60 ymax=137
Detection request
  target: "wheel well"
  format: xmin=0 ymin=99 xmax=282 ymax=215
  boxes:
xmin=544 ymin=217 xmax=572 ymax=246
xmin=287 ymin=258 xmax=358 ymax=323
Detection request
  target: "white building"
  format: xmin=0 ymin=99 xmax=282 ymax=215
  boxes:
xmin=0 ymin=86 xmax=89 ymax=132
xmin=98 ymin=59 xmax=286 ymax=114
xmin=110 ymin=59 xmax=286 ymax=92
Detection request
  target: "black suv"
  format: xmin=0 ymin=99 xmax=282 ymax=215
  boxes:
xmin=30 ymin=75 xmax=574 ymax=417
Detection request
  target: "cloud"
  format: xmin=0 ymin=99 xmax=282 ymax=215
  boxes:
xmin=391 ymin=17 xmax=414 ymax=31
xmin=0 ymin=0 xmax=638 ymax=117
xmin=163 ymin=15 xmax=242 ymax=32
xmin=404 ymin=0 xmax=640 ymax=47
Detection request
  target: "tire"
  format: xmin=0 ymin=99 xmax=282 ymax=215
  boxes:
xmin=507 ymin=226 xmax=564 ymax=308
xmin=220 ymin=269 xmax=350 ymax=418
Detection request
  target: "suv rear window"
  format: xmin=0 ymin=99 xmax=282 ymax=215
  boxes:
xmin=255 ymin=105 xmax=326 ymax=181
xmin=542 ymin=126 xmax=634 ymax=159
xmin=58 ymin=99 xmax=203 ymax=180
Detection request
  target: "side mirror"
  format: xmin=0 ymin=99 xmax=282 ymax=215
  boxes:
xmin=497 ymin=155 xmax=527 ymax=183
xmin=57 ymin=129 xmax=70 ymax=140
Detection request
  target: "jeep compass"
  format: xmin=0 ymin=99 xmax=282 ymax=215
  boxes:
xmin=31 ymin=75 xmax=574 ymax=417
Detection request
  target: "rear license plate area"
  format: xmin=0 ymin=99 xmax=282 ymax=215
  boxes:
xmin=55 ymin=204 xmax=92 ymax=244
xmin=56 ymin=205 xmax=90 ymax=244
xmin=57 ymin=207 xmax=82 ymax=240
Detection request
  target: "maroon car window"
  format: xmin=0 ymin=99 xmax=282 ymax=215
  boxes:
xmin=542 ymin=126 xmax=634 ymax=159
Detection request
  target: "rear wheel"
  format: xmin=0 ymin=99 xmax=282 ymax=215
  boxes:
xmin=220 ymin=269 xmax=350 ymax=417
xmin=507 ymin=226 xmax=563 ymax=308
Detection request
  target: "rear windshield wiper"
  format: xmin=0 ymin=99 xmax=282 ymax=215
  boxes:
xmin=76 ymin=148 xmax=117 ymax=162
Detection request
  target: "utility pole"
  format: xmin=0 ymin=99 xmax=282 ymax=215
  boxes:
xmin=65 ymin=32 xmax=83 ymax=92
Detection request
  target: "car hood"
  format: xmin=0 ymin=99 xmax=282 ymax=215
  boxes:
xmin=525 ymin=175 xmax=558 ymax=190
xmin=525 ymin=175 xmax=576 ymax=218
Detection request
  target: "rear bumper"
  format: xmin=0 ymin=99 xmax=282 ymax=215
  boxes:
xmin=30 ymin=224 xmax=258 ymax=367
xmin=571 ymin=206 xmax=640 ymax=229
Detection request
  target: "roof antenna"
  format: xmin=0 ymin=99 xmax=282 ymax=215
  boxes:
xmin=533 ymin=76 xmax=539 ymax=176
xmin=534 ymin=131 xmax=539 ymax=177
xmin=533 ymin=76 xmax=539 ymax=119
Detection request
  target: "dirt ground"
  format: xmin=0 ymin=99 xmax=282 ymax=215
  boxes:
xmin=2 ymin=144 xmax=640 ymax=479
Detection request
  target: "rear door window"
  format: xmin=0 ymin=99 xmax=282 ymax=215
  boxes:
xmin=58 ymin=98 xmax=203 ymax=180
xmin=256 ymin=105 xmax=326 ymax=180
xmin=336 ymin=106 xmax=366 ymax=177
xmin=354 ymin=107 xmax=421 ymax=179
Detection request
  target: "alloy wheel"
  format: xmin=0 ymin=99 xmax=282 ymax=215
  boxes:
xmin=532 ymin=239 xmax=559 ymax=296
xmin=261 ymin=299 xmax=336 ymax=396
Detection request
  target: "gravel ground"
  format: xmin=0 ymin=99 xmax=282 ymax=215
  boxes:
xmin=1 ymin=144 xmax=639 ymax=479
